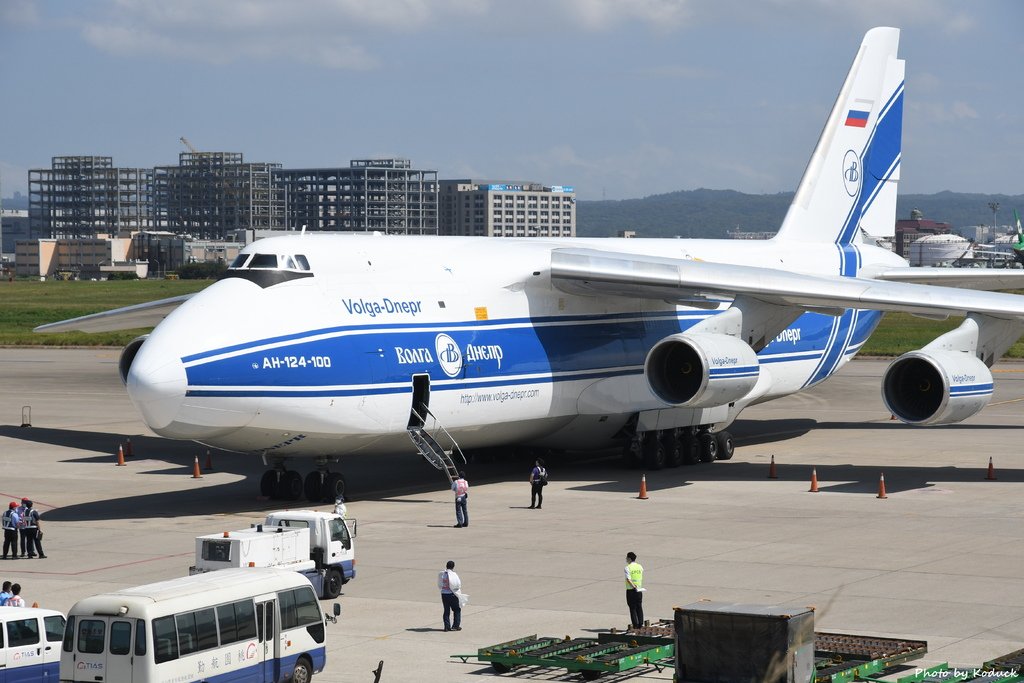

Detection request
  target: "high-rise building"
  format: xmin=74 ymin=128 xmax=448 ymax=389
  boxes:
xmin=274 ymin=159 xmax=438 ymax=234
xmin=153 ymin=152 xmax=285 ymax=238
xmin=29 ymin=156 xmax=152 ymax=238
xmin=439 ymin=180 xmax=576 ymax=237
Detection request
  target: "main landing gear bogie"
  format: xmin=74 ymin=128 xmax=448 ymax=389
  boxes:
xmin=261 ymin=461 xmax=346 ymax=503
xmin=622 ymin=427 xmax=735 ymax=468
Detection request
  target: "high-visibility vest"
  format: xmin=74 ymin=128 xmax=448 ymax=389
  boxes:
xmin=1 ymin=510 xmax=15 ymax=530
xmin=625 ymin=562 xmax=643 ymax=589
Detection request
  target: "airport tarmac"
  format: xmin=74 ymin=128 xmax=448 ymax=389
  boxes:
xmin=2 ymin=347 xmax=1024 ymax=681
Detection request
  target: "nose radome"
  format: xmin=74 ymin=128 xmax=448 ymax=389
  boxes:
xmin=126 ymin=340 xmax=187 ymax=433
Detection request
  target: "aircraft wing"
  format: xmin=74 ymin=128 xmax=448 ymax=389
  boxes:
xmin=550 ymin=248 xmax=1024 ymax=320
xmin=33 ymin=294 xmax=193 ymax=333
xmin=873 ymin=268 xmax=1024 ymax=291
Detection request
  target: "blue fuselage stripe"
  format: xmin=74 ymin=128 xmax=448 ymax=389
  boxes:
xmin=183 ymin=309 xmax=883 ymax=398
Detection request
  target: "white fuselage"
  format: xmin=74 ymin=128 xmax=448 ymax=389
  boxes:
xmin=125 ymin=234 xmax=906 ymax=458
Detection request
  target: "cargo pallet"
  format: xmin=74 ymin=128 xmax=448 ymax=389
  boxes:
xmin=452 ymin=620 xmax=675 ymax=680
xmin=453 ymin=624 xmax=929 ymax=680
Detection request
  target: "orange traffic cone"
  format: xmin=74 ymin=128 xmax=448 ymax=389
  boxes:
xmin=192 ymin=456 xmax=202 ymax=479
xmin=986 ymin=457 xmax=997 ymax=481
xmin=808 ymin=468 xmax=819 ymax=493
xmin=116 ymin=444 xmax=126 ymax=467
xmin=637 ymin=474 xmax=649 ymax=500
xmin=768 ymin=455 xmax=778 ymax=480
xmin=205 ymin=450 xmax=213 ymax=471
xmin=125 ymin=437 xmax=133 ymax=457
xmin=877 ymin=472 xmax=888 ymax=499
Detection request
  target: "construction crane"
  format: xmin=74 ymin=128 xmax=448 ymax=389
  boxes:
xmin=179 ymin=137 xmax=199 ymax=153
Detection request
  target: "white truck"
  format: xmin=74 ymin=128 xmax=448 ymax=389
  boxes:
xmin=189 ymin=509 xmax=356 ymax=599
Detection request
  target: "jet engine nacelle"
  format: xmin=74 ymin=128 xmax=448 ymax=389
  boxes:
xmin=118 ymin=335 xmax=149 ymax=385
xmin=882 ymin=350 xmax=993 ymax=425
xmin=644 ymin=333 xmax=760 ymax=407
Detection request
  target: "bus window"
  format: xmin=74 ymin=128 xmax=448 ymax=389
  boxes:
xmin=135 ymin=619 xmax=146 ymax=657
xmin=216 ymin=603 xmax=237 ymax=644
xmin=152 ymin=616 xmax=178 ymax=663
xmin=279 ymin=587 xmax=321 ymax=630
xmin=175 ymin=612 xmax=198 ymax=657
xmin=235 ymin=600 xmax=257 ymax=641
xmin=255 ymin=602 xmax=264 ymax=642
xmin=110 ymin=621 xmax=132 ymax=655
xmin=77 ymin=619 xmax=105 ymax=654
xmin=195 ymin=608 xmax=218 ymax=651
xmin=44 ymin=614 xmax=65 ymax=642
xmin=62 ymin=615 xmax=74 ymax=652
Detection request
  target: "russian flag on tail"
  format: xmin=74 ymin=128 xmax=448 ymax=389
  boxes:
xmin=845 ymin=98 xmax=874 ymax=127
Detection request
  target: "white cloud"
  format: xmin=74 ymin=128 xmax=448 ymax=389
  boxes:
xmin=0 ymin=0 xmax=38 ymax=25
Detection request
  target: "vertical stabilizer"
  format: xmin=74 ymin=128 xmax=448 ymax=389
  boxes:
xmin=773 ymin=27 xmax=904 ymax=259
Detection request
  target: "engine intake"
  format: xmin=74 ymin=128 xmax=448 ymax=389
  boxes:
xmin=118 ymin=335 xmax=149 ymax=385
xmin=645 ymin=333 xmax=759 ymax=407
xmin=882 ymin=350 xmax=993 ymax=425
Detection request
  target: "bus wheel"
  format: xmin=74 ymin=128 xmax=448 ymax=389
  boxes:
xmin=291 ymin=656 xmax=313 ymax=683
xmin=324 ymin=568 xmax=343 ymax=599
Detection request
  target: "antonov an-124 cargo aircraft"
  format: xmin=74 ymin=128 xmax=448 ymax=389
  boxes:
xmin=38 ymin=28 xmax=1024 ymax=501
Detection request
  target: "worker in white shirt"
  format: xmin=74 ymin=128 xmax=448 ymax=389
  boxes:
xmin=437 ymin=560 xmax=463 ymax=631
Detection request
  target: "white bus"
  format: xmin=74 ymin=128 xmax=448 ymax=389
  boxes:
xmin=61 ymin=568 xmax=330 ymax=683
xmin=0 ymin=606 xmax=66 ymax=681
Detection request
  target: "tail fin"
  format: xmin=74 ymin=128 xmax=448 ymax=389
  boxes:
xmin=773 ymin=27 xmax=904 ymax=253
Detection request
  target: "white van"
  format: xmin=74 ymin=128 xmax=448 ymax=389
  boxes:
xmin=0 ymin=606 xmax=66 ymax=681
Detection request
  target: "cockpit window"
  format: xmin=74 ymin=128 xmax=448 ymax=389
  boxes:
xmin=227 ymin=253 xmax=311 ymax=272
xmin=248 ymin=254 xmax=278 ymax=269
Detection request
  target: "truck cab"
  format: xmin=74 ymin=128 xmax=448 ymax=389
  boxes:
xmin=264 ymin=510 xmax=356 ymax=598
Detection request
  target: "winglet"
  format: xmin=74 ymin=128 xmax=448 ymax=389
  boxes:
xmin=773 ymin=27 xmax=904 ymax=255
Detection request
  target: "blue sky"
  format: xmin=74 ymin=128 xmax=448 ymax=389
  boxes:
xmin=1 ymin=0 xmax=1021 ymax=201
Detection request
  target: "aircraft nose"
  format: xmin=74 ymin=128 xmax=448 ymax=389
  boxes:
xmin=125 ymin=341 xmax=187 ymax=433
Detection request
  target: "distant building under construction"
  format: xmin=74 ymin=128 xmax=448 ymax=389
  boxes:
xmin=153 ymin=152 xmax=285 ymax=238
xmin=29 ymin=156 xmax=152 ymax=238
xmin=274 ymin=159 xmax=438 ymax=234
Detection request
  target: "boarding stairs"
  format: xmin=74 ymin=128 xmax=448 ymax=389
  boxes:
xmin=408 ymin=407 xmax=466 ymax=484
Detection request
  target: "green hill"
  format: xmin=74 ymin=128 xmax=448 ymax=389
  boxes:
xmin=577 ymin=189 xmax=1024 ymax=238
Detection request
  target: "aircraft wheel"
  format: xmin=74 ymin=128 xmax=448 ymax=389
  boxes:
xmin=622 ymin=437 xmax=643 ymax=469
xmin=698 ymin=432 xmax=718 ymax=463
xmin=682 ymin=431 xmax=699 ymax=465
xmin=663 ymin=429 xmax=683 ymax=468
xmin=323 ymin=567 xmax=343 ymax=599
xmin=277 ymin=470 xmax=303 ymax=500
xmin=643 ymin=433 xmax=666 ymax=470
xmin=716 ymin=431 xmax=735 ymax=460
xmin=259 ymin=470 xmax=278 ymax=497
xmin=322 ymin=472 xmax=346 ymax=502
xmin=303 ymin=471 xmax=324 ymax=502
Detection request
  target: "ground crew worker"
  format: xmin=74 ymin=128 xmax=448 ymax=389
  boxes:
xmin=6 ymin=583 xmax=25 ymax=607
xmin=438 ymin=560 xmax=463 ymax=631
xmin=624 ymin=551 xmax=645 ymax=628
xmin=0 ymin=581 xmax=11 ymax=605
xmin=21 ymin=500 xmax=43 ymax=559
xmin=2 ymin=502 xmax=19 ymax=559
xmin=452 ymin=471 xmax=469 ymax=528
